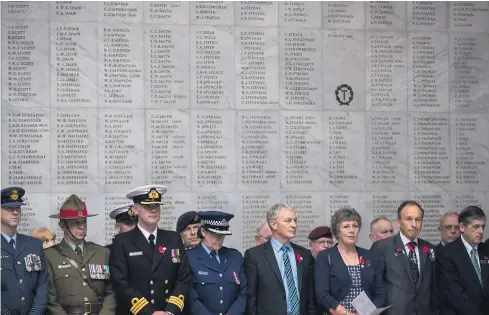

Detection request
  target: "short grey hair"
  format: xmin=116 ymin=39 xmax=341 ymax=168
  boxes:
xmin=370 ymin=216 xmax=391 ymax=232
xmin=439 ymin=212 xmax=459 ymax=227
xmin=256 ymin=221 xmax=268 ymax=236
xmin=331 ymin=206 xmax=362 ymax=237
xmin=266 ymin=203 xmax=293 ymax=223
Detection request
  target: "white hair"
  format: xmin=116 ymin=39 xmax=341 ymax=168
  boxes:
xmin=266 ymin=203 xmax=293 ymax=223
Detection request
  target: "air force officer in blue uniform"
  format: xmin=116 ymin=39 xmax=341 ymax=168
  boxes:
xmin=186 ymin=211 xmax=247 ymax=315
xmin=1 ymin=187 xmax=49 ymax=315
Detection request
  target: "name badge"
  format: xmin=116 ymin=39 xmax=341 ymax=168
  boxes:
xmin=129 ymin=251 xmax=143 ymax=256
xmin=198 ymin=271 xmax=208 ymax=275
xmin=58 ymin=264 xmax=71 ymax=269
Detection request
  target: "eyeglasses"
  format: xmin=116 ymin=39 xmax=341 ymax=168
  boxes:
xmin=313 ymin=240 xmax=334 ymax=246
xmin=441 ymin=225 xmax=460 ymax=232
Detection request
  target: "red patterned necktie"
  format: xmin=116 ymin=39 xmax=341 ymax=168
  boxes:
xmin=407 ymin=242 xmax=419 ymax=287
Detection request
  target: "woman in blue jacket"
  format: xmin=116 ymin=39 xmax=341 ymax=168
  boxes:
xmin=315 ymin=207 xmax=385 ymax=315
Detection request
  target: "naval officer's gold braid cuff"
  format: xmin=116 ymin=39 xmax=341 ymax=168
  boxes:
xmin=130 ymin=297 xmax=149 ymax=315
xmin=168 ymin=295 xmax=185 ymax=312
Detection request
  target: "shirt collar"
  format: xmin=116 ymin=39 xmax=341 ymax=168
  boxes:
xmin=1 ymin=232 xmax=17 ymax=244
xmin=461 ymin=234 xmax=477 ymax=252
xmin=400 ymin=232 xmax=418 ymax=247
xmin=64 ymin=239 xmax=84 ymax=253
xmin=270 ymin=236 xmax=291 ymax=253
xmin=200 ymin=242 xmax=218 ymax=256
xmin=138 ymin=223 xmax=158 ymax=241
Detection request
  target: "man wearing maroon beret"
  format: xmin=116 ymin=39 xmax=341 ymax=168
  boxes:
xmin=308 ymin=226 xmax=334 ymax=259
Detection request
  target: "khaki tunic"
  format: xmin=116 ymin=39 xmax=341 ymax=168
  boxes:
xmin=44 ymin=239 xmax=116 ymax=315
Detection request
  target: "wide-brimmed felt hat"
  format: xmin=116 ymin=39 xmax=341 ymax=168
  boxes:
xmin=49 ymin=194 xmax=98 ymax=219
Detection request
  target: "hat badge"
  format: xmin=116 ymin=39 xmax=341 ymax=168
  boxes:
xmin=221 ymin=219 xmax=227 ymax=225
xmin=10 ymin=190 xmax=19 ymax=201
xmin=78 ymin=210 xmax=83 ymax=216
xmin=148 ymin=188 xmax=159 ymax=199
xmin=127 ymin=208 xmax=136 ymax=216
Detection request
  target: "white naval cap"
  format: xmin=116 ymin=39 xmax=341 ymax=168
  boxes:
xmin=125 ymin=185 xmax=167 ymax=205
xmin=109 ymin=203 xmax=137 ymax=223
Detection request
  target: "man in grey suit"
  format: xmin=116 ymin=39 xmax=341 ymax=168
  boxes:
xmin=371 ymin=200 xmax=438 ymax=315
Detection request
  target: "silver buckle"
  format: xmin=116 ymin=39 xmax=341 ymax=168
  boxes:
xmin=84 ymin=302 xmax=91 ymax=314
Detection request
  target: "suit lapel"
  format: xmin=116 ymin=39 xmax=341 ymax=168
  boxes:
xmin=394 ymin=234 xmax=416 ymax=289
xmin=13 ymin=234 xmax=27 ymax=260
xmin=291 ymin=243 xmax=303 ymax=292
xmin=1 ymin=235 xmax=14 ymax=256
xmin=478 ymin=245 xmax=489 ymax=291
xmin=132 ymin=228 xmax=154 ymax=263
xmin=264 ymin=240 xmax=285 ymax=291
xmin=151 ymin=230 xmax=167 ymax=272
xmin=196 ymin=244 xmax=221 ymax=273
xmin=57 ymin=239 xmax=83 ymax=264
xmin=221 ymin=248 xmax=230 ymax=272
xmin=456 ymin=238 xmax=484 ymax=290
xmin=81 ymin=241 xmax=95 ymax=268
xmin=417 ymin=240 xmax=428 ymax=289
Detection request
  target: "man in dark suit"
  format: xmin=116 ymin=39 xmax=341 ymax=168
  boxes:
xmin=1 ymin=187 xmax=49 ymax=315
xmin=110 ymin=185 xmax=192 ymax=315
xmin=371 ymin=200 xmax=437 ymax=315
xmin=437 ymin=206 xmax=489 ymax=315
xmin=244 ymin=203 xmax=316 ymax=315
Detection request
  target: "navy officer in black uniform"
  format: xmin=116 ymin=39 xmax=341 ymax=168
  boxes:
xmin=107 ymin=203 xmax=138 ymax=251
xmin=186 ymin=211 xmax=247 ymax=315
xmin=176 ymin=211 xmax=201 ymax=249
xmin=110 ymin=185 xmax=192 ymax=315
xmin=1 ymin=187 xmax=49 ymax=315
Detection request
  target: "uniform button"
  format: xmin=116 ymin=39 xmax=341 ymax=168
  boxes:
xmin=150 ymin=290 xmax=154 ymax=294
xmin=151 ymin=300 xmax=154 ymax=304
xmin=220 ymin=287 xmax=223 ymax=290
xmin=165 ymin=290 xmax=168 ymax=293
xmin=220 ymin=300 xmax=223 ymax=304
xmin=17 ymin=261 xmax=21 ymax=265
xmin=21 ymin=297 xmax=25 ymax=301
xmin=65 ymin=275 xmax=68 ymax=278
xmin=165 ymin=299 xmax=168 ymax=302
xmin=201 ymin=282 xmax=204 ymax=285
xmin=19 ymin=279 xmax=23 ymax=284
xmin=164 ymin=280 xmax=168 ymax=284
xmin=83 ymin=282 xmax=87 ymax=287
xmin=150 ymin=280 xmax=154 ymax=285
xmin=219 ymin=273 xmax=222 ymax=277
xmin=84 ymin=298 xmax=88 ymax=302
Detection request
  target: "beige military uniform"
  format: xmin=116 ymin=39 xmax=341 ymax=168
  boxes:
xmin=44 ymin=239 xmax=116 ymax=315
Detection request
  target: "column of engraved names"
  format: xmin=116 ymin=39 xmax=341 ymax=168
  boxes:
xmin=237 ymin=28 xmax=279 ymax=109
xmin=2 ymin=21 xmax=49 ymax=106
xmin=101 ymin=25 xmax=143 ymax=107
xmin=367 ymin=33 xmax=406 ymax=110
xmin=282 ymin=113 xmax=322 ymax=190
xmin=52 ymin=23 xmax=95 ymax=106
xmin=452 ymin=116 xmax=489 ymax=189
xmin=450 ymin=34 xmax=489 ymax=111
xmin=240 ymin=194 xmax=274 ymax=250
xmin=53 ymin=111 xmax=95 ymax=190
xmin=368 ymin=114 xmax=407 ymax=190
xmin=453 ymin=193 xmax=486 ymax=211
xmin=104 ymin=195 xmax=128 ymax=245
xmin=409 ymin=33 xmax=448 ymax=111
xmin=192 ymin=26 xmax=233 ymax=108
xmin=285 ymin=193 xmax=321 ymax=247
xmin=371 ymin=193 xmax=406 ymax=220
xmin=281 ymin=30 xmax=321 ymax=110
xmin=3 ymin=110 xmax=49 ymax=189
xmin=413 ymin=193 xmax=449 ymax=244
xmin=193 ymin=112 xmax=235 ymax=191
xmin=147 ymin=111 xmax=190 ymax=190
xmin=146 ymin=25 xmax=188 ymax=108
xmin=239 ymin=113 xmax=279 ymax=190
xmin=16 ymin=194 xmax=39 ymax=235
xmin=410 ymin=115 xmax=450 ymax=190
xmin=237 ymin=2 xmax=277 ymax=26
xmin=159 ymin=194 xmax=189 ymax=230
xmin=409 ymin=2 xmax=446 ymax=30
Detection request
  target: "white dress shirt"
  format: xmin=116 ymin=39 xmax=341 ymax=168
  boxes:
xmin=400 ymin=232 xmax=420 ymax=271
xmin=138 ymin=223 xmax=158 ymax=243
xmin=461 ymin=235 xmax=480 ymax=269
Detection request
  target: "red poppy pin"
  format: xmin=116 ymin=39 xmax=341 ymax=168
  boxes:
xmin=485 ymin=256 xmax=488 ymax=260
xmin=423 ymin=246 xmax=429 ymax=253
xmin=359 ymin=256 xmax=365 ymax=264
xmin=395 ymin=247 xmax=404 ymax=257
xmin=158 ymin=246 xmax=166 ymax=254
xmin=296 ymin=253 xmax=303 ymax=262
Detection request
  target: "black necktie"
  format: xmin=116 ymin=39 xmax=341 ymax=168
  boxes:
xmin=9 ymin=239 xmax=15 ymax=251
xmin=75 ymin=245 xmax=83 ymax=261
xmin=407 ymin=241 xmax=419 ymax=287
xmin=148 ymin=234 xmax=156 ymax=251
xmin=210 ymin=250 xmax=220 ymax=265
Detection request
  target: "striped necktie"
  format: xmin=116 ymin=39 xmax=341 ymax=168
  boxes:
xmin=281 ymin=245 xmax=299 ymax=315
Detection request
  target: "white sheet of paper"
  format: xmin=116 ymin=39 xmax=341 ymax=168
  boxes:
xmin=351 ymin=291 xmax=392 ymax=315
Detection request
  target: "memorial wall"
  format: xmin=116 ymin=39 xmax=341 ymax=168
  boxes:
xmin=1 ymin=1 xmax=489 ymax=251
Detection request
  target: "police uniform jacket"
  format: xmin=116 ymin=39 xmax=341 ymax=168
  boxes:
xmin=44 ymin=240 xmax=116 ymax=315
xmin=1 ymin=234 xmax=48 ymax=315
xmin=187 ymin=244 xmax=247 ymax=315
xmin=110 ymin=227 xmax=192 ymax=315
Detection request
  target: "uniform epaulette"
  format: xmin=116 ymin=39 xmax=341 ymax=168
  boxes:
xmin=185 ymin=246 xmax=196 ymax=251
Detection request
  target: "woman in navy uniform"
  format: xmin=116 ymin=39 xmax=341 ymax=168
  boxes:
xmin=1 ymin=187 xmax=49 ymax=315
xmin=186 ymin=211 xmax=247 ymax=315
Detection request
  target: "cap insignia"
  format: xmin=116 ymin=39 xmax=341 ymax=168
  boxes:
xmin=148 ymin=188 xmax=159 ymax=200
xmin=128 ymin=208 xmax=136 ymax=216
xmin=10 ymin=190 xmax=19 ymax=201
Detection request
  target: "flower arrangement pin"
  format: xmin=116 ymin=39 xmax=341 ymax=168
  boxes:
xmin=296 ymin=253 xmax=303 ymax=262
xmin=481 ymin=256 xmax=489 ymax=264
xmin=359 ymin=256 xmax=370 ymax=268
xmin=158 ymin=246 xmax=166 ymax=254
xmin=395 ymin=247 xmax=405 ymax=257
